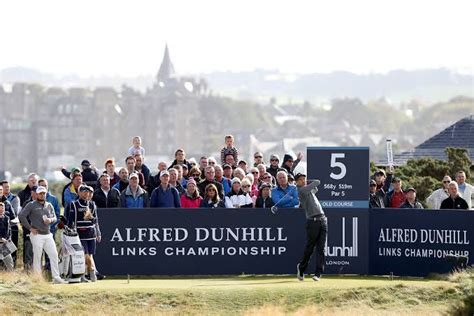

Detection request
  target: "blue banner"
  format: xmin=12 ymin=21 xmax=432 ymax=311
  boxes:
xmin=94 ymin=208 xmax=472 ymax=276
xmin=94 ymin=208 xmax=368 ymax=275
xmin=307 ymin=147 xmax=369 ymax=208
xmin=369 ymin=208 xmax=473 ymax=276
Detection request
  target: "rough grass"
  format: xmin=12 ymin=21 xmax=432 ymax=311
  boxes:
xmin=0 ymin=272 xmax=468 ymax=315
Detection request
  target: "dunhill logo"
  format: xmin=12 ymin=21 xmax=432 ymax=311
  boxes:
xmin=327 ymin=217 xmax=358 ymax=257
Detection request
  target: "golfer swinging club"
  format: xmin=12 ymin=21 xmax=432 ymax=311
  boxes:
xmin=295 ymin=173 xmax=327 ymax=281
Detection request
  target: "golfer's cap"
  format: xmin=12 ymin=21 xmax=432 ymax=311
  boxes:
xmin=79 ymin=185 xmax=94 ymax=193
xmin=294 ymin=173 xmax=306 ymax=181
xmin=36 ymin=186 xmax=47 ymax=194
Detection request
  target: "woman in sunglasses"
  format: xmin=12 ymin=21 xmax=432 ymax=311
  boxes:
xmin=200 ymin=184 xmax=225 ymax=209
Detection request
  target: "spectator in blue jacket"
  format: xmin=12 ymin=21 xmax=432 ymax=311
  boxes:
xmin=271 ymin=170 xmax=299 ymax=208
xmin=150 ymin=170 xmax=181 ymax=208
xmin=119 ymin=173 xmax=150 ymax=208
xmin=38 ymin=179 xmax=60 ymax=235
xmin=63 ymin=173 xmax=83 ymax=210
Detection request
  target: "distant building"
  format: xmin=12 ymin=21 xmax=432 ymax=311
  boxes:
xmin=392 ymin=114 xmax=474 ymax=164
xmin=0 ymin=45 xmax=210 ymax=177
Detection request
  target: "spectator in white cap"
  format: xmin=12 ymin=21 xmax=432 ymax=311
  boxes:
xmin=19 ymin=186 xmax=66 ymax=283
xmin=150 ymin=170 xmax=181 ymax=208
xmin=119 ymin=173 xmax=150 ymax=208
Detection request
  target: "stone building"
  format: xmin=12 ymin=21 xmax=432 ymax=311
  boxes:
xmin=0 ymin=45 xmax=209 ymax=177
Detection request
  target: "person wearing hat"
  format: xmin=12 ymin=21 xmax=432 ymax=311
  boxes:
xmin=400 ymin=188 xmax=424 ymax=209
xmin=426 ymin=175 xmax=452 ymax=209
xmin=255 ymin=183 xmax=275 ymax=208
xmin=93 ymin=173 xmax=121 ymax=208
xmin=384 ymin=177 xmax=406 ymax=208
xmin=224 ymin=177 xmax=253 ymax=208
xmin=150 ymin=170 xmax=181 ymax=208
xmin=60 ymin=160 xmax=99 ymax=187
xmin=294 ymin=173 xmax=326 ymax=282
xmin=373 ymin=167 xmax=394 ymax=199
xmin=19 ymin=186 xmax=66 ymax=283
xmin=120 ymin=172 xmax=150 ymax=208
xmin=180 ymin=177 xmax=202 ymax=208
xmin=63 ymin=173 xmax=83 ymax=211
xmin=281 ymin=152 xmax=303 ymax=177
xmin=67 ymin=185 xmax=101 ymax=282
xmin=266 ymin=154 xmax=281 ymax=179
xmin=369 ymin=179 xmax=385 ymax=208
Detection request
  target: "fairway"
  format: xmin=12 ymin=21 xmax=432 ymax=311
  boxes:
xmin=69 ymin=275 xmax=450 ymax=291
xmin=1 ymin=273 xmax=470 ymax=315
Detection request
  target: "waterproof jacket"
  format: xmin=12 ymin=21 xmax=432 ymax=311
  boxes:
xmin=119 ymin=186 xmax=150 ymax=208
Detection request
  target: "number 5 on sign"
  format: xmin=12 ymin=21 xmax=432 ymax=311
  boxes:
xmin=330 ymin=153 xmax=346 ymax=180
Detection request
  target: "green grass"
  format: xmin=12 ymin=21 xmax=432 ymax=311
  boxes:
xmin=0 ymin=272 xmax=468 ymax=315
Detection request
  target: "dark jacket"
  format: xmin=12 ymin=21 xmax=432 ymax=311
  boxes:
xmin=113 ymin=180 xmax=129 ymax=193
xmin=440 ymin=196 xmax=469 ymax=210
xmin=0 ymin=215 xmax=11 ymax=240
xmin=255 ymin=196 xmax=275 ymax=208
xmin=150 ymin=185 xmax=181 ymax=208
xmin=93 ymin=187 xmax=121 ymax=208
xmin=281 ymin=154 xmax=301 ymax=176
xmin=376 ymin=173 xmax=394 ymax=203
xmin=62 ymin=167 xmax=99 ymax=187
xmin=369 ymin=191 xmax=385 ymax=209
xmin=108 ymin=172 xmax=120 ymax=188
xmin=266 ymin=165 xmax=279 ymax=179
xmin=136 ymin=164 xmax=151 ymax=187
xmin=171 ymin=182 xmax=185 ymax=195
xmin=147 ymin=174 xmax=161 ymax=194
xmin=200 ymin=199 xmax=226 ymax=209
xmin=18 ymin=184 xmax=34 ymax=208
xmin=170 ymin=159 xmax=192 ymax=171
xmin=400 ymin=200 xmax=424 ymax=209
xmin=198 ymin=180 xmax=224 ymax=200
xmin=0 ymin=198 xmax=16 ymax=225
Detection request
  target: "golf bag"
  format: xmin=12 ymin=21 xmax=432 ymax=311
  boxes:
xmin=58 ymin=225 xmax=86 ymax=283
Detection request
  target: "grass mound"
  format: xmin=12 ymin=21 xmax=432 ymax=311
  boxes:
xmin=0 ymin=273 xmax=467 ymax=315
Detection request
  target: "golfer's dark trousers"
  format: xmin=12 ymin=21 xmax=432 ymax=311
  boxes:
xmin=11 ymin=225 xmax=19 ymax=266
xmin=298 ymin=215 xmax=327 ymax=276
xmin=22 ymin=229 xmax=33 ymax=271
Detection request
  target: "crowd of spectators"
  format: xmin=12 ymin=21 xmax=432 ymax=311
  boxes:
xmin=369 ymin=168 xmax=473 ymax=210
xmin=1 ymin=134 xmax=472 ymax=278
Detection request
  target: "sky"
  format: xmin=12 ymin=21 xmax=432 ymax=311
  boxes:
xmin=1 ymin=0 xmax=473 ymax=77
